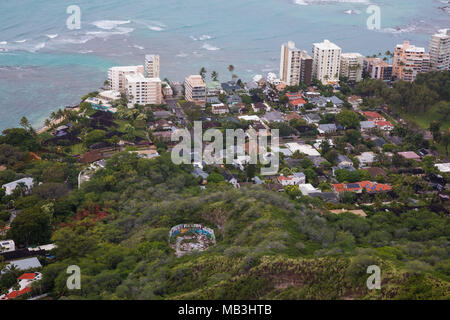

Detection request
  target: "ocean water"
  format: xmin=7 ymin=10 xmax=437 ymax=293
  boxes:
xmin=0 ymin=0 xmax=449 ymax=130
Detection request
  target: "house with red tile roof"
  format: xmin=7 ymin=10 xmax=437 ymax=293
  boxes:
xmin=0 ymin=272 xmax=41 ymax=300
xmin=374 ymin=120 xmax=394 ymax=131
xmin=361 ymin=111 xmax=385 ymax=121
xmin=286 ymin=92 xmax=303 ymax=100
xmin=289 ymin=98 xmax=307 ymax=109
xmin=332 ymin=181 xmax=392 ymax=194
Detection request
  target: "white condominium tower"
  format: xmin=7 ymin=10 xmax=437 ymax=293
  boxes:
xmin=429 ymin=29 xmax=450 ymax=71
xmin=125 ymin=74 xmax=162 ymax=106
xmin=108 ymin=65 xmax=144 ymax=93
xmin=145 ymin=54 xmax=160 ymax=78
xmin=280 ymin=41 xmax=313 ymax=86
xmin=340 ymin=53 xmax=364 ymax=82
xmin=184 ymin=75 xmax=206 ymax=105
xmin=312 ymin=39 xmax=342 ymax=84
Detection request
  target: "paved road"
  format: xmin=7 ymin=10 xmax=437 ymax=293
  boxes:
xmin=166 ymin=98 xmax=188 ymax=126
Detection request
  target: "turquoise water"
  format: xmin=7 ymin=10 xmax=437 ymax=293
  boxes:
xmin=0 ymin=0 xmax=449 ymax=130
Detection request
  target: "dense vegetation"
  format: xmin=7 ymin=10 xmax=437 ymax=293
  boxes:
xmin=1 ymin=151 xmax=447 ymax=299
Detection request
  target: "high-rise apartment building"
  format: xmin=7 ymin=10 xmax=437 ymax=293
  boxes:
xmin=108 ymin=65 xmax=144 ymax=93
xmin=393 ymin=41 xmax=430 ymax=82
xmin=429 ymin=29 xmax=450 ymax=71
xmin=364 ymin=58 xmax=393 ymax=81
xmin=125 ymin=74 xmax=162 ymax=106
xmin=340 ymin=53 xmax=364 ymax=82
xmin=312 ymin=39 xmax=341 ymax=84
xmin=184 ymin=75 xmax=206 ymax=105
xmin=145 ymin=54 xmax=160 ymax=78
xmin=280 ymin=41 xmax=313 ymax=86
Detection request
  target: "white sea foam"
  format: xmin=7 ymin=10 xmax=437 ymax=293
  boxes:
xmin=133 ymin=44 xmax=144 ymax=50
xmin=30 ymin=42 xmax=46 ymax=52
xmin=140 ymin=20 xmax=166 ymax=31
xmin=86 ymin=27 xmax=134 ymax=37
xmin=294 ymin=0 xmax=369 ymax=5
xmin=148 ymin=26 xmax=164 ymax=31
xmin=0 ymin=41 xmax=7 ymax=45
xmin=202 ymin=43 xmax=220 ymax=51
xmin=92 ymin=20 xmax=131 ymax=30
xmin=55 ymin=36 xmax=92 ymax=44
xmin=344 ymin=9 xmax=361 ymax=15
xmin=15 ymin=39 xmax=27 ymax=43
xmin=46 ymin=34 xmax=58 ymax=39
xmin=191 ymin=34 xmax=212 ymax=41
xmin=379 ymin=26 xmax=418 ymax=34
xmin=176 ymin=52 xmax=188 ymax=57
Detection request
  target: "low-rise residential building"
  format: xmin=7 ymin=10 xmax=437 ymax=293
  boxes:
xmin=285 ymin=143 xmax=321 ymax=157
xmin=162 ymin=82 xmax=173 ymax=98
xmin=298 ymin=183 xmax=321 ymax=196
xmin=332 ymin=181 xmax=392 ymax=194
xmin=360 ymin=120 xmax=376 ymax=131
xmin=398 ymin=151 xmax=421 ymax=161
xmin=0 ymin=240 xmax=15 ymax=252
xmin=348 ymin=95 xmax=363 ymax=109
xmin=206 ymin=81 xmax=222 ymax=96
xmin=356 ymin=152 xmax=376 ymax=167
xmin=277 ymin=172 xmax=306 ymax=186
xmin=361 ymin=111 xmax=385 ymax=121
xmin=2 ymin=177 xmax=34 ymax=196
xmin=211 ymin=103 xmax=229 ymax=115
xmin=263 ymin=111 xmax=284 ymax=123
xmin=252 ymin=102 xmax=270 ymax=113
xmin=303 ymin=113 xmax=321 ymax=124
xmin=435 ymin=163 xmax=450 ymax=173
xmin=318 ymin=123 xmax=337 ymax=135
xmin=374 ymin=120 xmax=394 ymax=131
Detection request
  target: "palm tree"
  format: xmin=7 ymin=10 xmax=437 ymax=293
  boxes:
xmin=56 ymin=109 xmax=65 ymax=120
xmin=44 ymin=119 xmax=51 ymax=128
xmin=50 ymin=111 xmax=57 ymax=121
xmin=228 ymin=64 xmax=234 ymax=80
xmin=199 ymin=67 xmax=207 ymax=79
xmin=20 ymin=116 xmax=30 ymax=130
xmin=211 ymin=71 xmax=218 ymax=81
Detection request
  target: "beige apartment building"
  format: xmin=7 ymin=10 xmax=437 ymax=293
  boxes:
xmin=340 ymin=52 xmax=364 ymax=82
xmin=429 ymin=29 xmax=450 ymax=71
xmin=125 ymin=73 xmax=162 ymax=106
xmin=145 ymin=54 xmax=160 ymax=78
xmin=393 ymin=41 xmax=430 ymax=82
xmin=280 ymin=41 xmax=312 ymax=86
xmin=184 ymin=75 xmax=206 ymax=105
xmin=364 ymin=58 xmax=393 ymax=81
xmin=108 ymin=65 xmax=144 ymax=93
